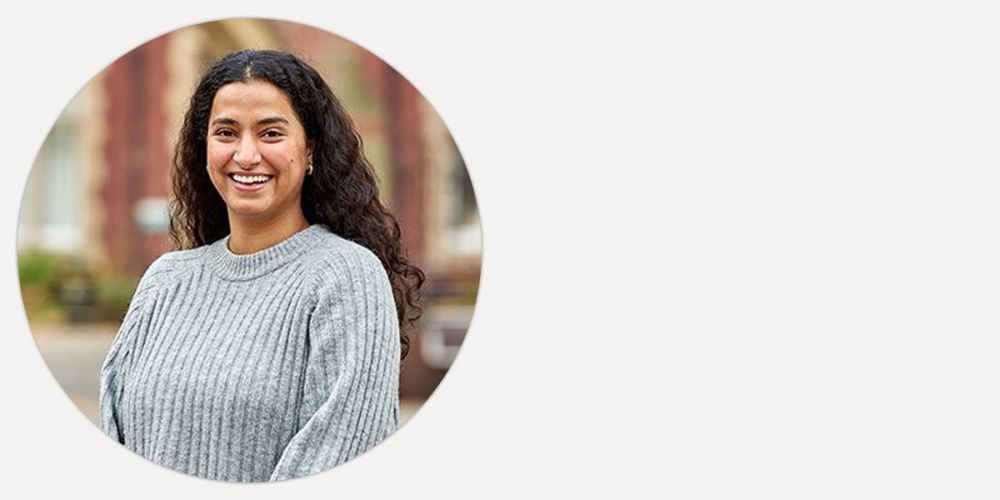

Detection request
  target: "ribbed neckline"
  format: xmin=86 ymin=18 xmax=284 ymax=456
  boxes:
xmin=205 ymin=224 xmax=328 ymax=281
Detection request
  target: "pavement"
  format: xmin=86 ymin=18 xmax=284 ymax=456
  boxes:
xmin=31 ymin=323 xmax=117 ymax=425
xmin=29 ymin=323 xmax=421 ymax=427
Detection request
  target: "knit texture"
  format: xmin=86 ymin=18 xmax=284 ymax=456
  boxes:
xmin=98 ymin=224 xmax=400 ymax=482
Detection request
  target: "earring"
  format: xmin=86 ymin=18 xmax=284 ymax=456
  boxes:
xmin=306 ymin=161 xmax=314 ymax=176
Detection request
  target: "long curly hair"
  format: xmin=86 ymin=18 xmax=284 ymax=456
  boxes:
xmin=169 ymin=49 xmax=424 ymax=360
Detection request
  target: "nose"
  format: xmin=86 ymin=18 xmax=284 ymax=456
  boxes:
xmin=232 ymin=138 xmax=262 ymax=169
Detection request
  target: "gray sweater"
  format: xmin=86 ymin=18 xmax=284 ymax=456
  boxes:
xmin=98 ymin=224 xmax=400 ymax=482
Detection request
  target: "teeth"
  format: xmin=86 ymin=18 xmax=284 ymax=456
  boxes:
xmin=232 ymin=174 xmax=271 ymax=184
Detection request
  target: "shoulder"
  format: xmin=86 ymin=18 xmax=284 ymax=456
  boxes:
xmin=299 ymin=228 xmax=398 ymax=334
xmin=301 ymin=227 xmax=390 ymax=292
xmin=116 ymin=246 xmax=206 ymax=320
xmin=137 ymin=246 xmax=209 ymax=290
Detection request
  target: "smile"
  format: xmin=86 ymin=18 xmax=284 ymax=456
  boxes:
xmin=229 ymin=173 xmax=274 ymax=185
xmin=227 ymin=173 xmax=274 ymax=192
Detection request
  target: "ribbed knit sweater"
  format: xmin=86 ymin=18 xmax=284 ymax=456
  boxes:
xmin=98 ymin=224 xmax=400 ymax=482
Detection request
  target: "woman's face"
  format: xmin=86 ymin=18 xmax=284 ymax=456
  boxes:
xmin=206 ymin=80 xmax=313 ymax=225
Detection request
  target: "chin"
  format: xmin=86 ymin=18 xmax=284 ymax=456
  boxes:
xmin=225 ymin=201 xmax=273 ymax=219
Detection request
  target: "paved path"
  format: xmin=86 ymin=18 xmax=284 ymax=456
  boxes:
xmin=31 ymin=323 xmax=117 ymax=425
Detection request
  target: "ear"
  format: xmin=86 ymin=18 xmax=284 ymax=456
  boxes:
xmin=306 ymin=140 xmax=315 ymax=161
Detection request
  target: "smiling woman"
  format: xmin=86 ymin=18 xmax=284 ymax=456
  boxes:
xmin=97 ymin=49 xmax=425 ymax=482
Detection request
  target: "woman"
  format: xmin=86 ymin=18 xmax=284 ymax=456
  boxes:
xmin=98 ymin=49 xmax=424 ymax=482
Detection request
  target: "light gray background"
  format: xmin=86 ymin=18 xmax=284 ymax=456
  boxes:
xmin=3 ymin=2 xmax=999 ymax=498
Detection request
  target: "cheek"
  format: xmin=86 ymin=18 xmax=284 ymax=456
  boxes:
xmin=206 ymin=144 xmax=233 ymax=171
xmin=261 ymin=148 xmax=305 ymax=175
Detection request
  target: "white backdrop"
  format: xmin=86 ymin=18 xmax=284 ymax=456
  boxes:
xmin=3 ymin=1 xmax=1000 ymax=498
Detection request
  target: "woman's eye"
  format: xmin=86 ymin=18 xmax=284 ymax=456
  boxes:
xmin=263 ymin=130 xmax=284 ymax=138
xmin=213 ymin=129 xmax=236 ymax=138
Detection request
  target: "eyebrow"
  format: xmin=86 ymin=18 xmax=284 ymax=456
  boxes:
xmin=210 ymin=116 xmax=291 ymax=127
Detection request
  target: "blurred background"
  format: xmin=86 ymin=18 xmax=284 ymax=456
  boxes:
xmin=17 ymin=18 xmax=480 ymax=427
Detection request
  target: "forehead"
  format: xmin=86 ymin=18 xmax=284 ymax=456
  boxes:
xmin=209 ymin=80 xmax=298 ymax=121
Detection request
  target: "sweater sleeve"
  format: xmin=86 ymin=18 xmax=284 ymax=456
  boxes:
xmin=269 ymin=248 xmax=401 ymax=481
xmin=98 ymin=257 xmax=164 ymax=444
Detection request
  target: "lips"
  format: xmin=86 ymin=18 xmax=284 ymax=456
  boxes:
xmin=228 ymin=173 xmax=274 ymax=192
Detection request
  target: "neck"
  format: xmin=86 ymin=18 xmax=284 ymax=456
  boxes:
xmin=227 ymin=211 xmax=311 ymax=255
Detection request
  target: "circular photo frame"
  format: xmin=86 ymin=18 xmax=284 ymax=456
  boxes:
xmin=18 ymin=17 xmax=481 ymax=483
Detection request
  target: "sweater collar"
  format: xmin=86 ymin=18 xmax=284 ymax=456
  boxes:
xmin=205 ymin=224 xmax=327 ymax=281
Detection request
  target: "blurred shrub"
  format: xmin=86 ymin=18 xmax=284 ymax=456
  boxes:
xmin=18 ymin=251 xmax=64 ymax=322
xmin=18 ymin=251 xmax=61 ymax=289
xmin=93 ymin=274 xmax=137 ymax=322
xmin=18 ymin=250 xmax=138 ymax=324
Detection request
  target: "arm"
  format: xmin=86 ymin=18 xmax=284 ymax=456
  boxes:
xmin=97 ymin=258 xmax=164 ymax=443
xmin=269 ymin=248 xmax=401 ymax=481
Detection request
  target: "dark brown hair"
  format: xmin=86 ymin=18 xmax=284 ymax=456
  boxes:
xmin=169 ymin=49 xmax=423 ymax=359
